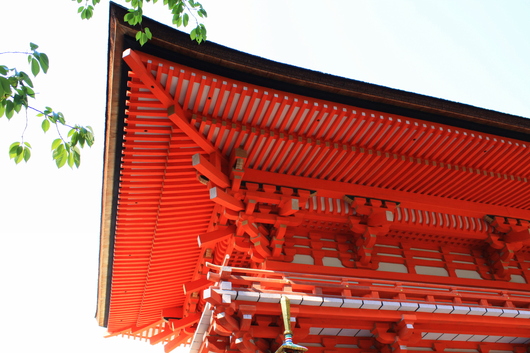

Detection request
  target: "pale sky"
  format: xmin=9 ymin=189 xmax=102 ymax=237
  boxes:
xmin=1 ymin=1 xmax=529 ymax=353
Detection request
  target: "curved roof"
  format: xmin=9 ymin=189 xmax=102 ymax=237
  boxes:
xmin=98 ymin=3 xmax=530 ymax=347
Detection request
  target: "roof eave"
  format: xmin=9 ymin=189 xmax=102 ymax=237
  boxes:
xmin=106 ymin=3 xmax=530 ymax=138
xmin=97 ymin=4 xmax=129 ymax=327
xmin=98 ymin=0 xmax=530 ymax=328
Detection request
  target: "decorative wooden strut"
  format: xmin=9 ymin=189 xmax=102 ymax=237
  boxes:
xmin=371 ymin=315 xmax=422 ymax=348
xmin=193 ymin=149 xmax=314 ymax=263
xmin=484 ymin=215 xmax=530 ymax=279
xmin=203 ymin=282 xmax=314 ymax=353
xmin=345 ymin=196 xmax=399 ymax=267
xmin=203 ymin=292 xmax=272 ymax=353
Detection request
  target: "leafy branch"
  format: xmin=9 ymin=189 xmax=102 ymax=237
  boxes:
xmin=1 ymin=43 xmax=94 ymax=168
xmin=74 ymin=0 xmax=208 ymax=45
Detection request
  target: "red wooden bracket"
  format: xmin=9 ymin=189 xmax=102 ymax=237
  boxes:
xmin=198 ymin=225 xmax=236 ymax=248
xmin=210 ymin=187 xmax=245 ymax=211
xmin=192 ymin=153 xmax=231 ymax=188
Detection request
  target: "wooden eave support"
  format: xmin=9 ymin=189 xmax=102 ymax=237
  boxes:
xmin=166 ymin=313 xmax=201 ymax=329
xmin=129 ymin=319 xmax=166 ymax=335
xmin=192 ymin=153 xmax=230 ymax=188
xmin=183 ymin=278 xmax=214 ymax=295
xmin=122 ymin=49 xmax=173 ymax=107
xmin=242 ymin=168 xmax=530 ymax=220
xmin=198 ymin=225 xmax=236 ymax=248
xmin=150 ymin=328 xmax=177 ymax=345
xmin=164 ymin=332 xmax=193 ymax=353
xmin=123 ymin=49 xmax=225 ymax=162
xmin=150 ymin=313 xmax=202 ymax=346
xmin=162 ymin=306 xmax=184 ymax=319
xmin=168 ymin=105 xmax=222 ymax=157
xmin=210 ymin=187 xmax=244 ymax=211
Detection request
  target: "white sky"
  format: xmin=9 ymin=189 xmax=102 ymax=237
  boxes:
xmin=0 ymin=1 xmax=529 ymax=353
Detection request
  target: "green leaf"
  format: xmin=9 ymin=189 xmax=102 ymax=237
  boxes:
xmin=176 ymin=1 xmax=184 ymax=13
xmin=23 ymin=147 xmax=31 ymax=162
xmin=145 ymin=27 xmax=152 ymax=40
xmin=51 ymin=138 xmax=62 ymax=151
xmin=0 ymin=65 xmax=8 ymax=75
xmin=78 ymin=134 xmax=86 ymax=148
xmin=85 ymin=6 xmax=93 ymax=19
xmin=5 ymin=100 xmax=14 ymax=119
xmin=13 ymin=100 xmax=22 ymax=113
xmin=23 ymin=142 xmax=32 ymax=148
xmin=174 ymin=14 xmax=182 ymax=26
xmin=56 ymin=151 xmax=67 ymax=168
xmin=68 ymin=128 xmax=76 ymax=137
xmin=138 ymin=32 xmax=148 ymax=46
xmin=19 ymin=72 xmax=33 ymax=87
xmin=15 ymin=146 xmax=24 ymax=164
xmin=67 ymin=151 xmax=74 ymax=168
xmin=23 ymin=86 xmax=35 ymax=98
xmin=31 ymin=58 xmax=40 ymax=76
xmin=29 ymin=42 xmax=39 ymax=51
xmin=71 ymin=132 xmax=78 ymax=146
xmin=0 ymin=76 xmax=11 ymax=96
xmin=9 ymin=142 xmax=20 ymax=158
xmin=73 ymin=147 xmax=81 ymax=168
xmin=57 ymin=112 xmax=65 ymax=124
xmin=42 ymin=119 xmax=50 ymax=132
xmin=53 ymin=143 xmax=65 ymax=159
xmin=38 ymin=53 xmax=49 ymax=73
xmin=183 ymin=13 xmax=189 ymax=27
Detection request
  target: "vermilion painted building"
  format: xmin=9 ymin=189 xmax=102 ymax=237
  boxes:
xmin=98 ymin=5 xmax=530 ymax=353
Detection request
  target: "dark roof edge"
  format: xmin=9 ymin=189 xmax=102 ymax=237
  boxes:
xmin=97 ymin=3 xmax=130 ymax=328
xmin=109 ymin=3 xmax=530 ymax=141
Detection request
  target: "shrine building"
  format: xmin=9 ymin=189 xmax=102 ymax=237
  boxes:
xmin=98 ymin=4 xmax=530 ymax=353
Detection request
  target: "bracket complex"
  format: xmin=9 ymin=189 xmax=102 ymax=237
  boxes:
xmin=346 ymin=196 xmax=399 ymax=267
xmin=484 ymin=215 xmax=529 ymax=279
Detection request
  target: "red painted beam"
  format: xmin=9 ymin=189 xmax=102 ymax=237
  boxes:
xmin=210 ymin=187 xmax=245 ymax=211
xmin=122 ymin=49 xmax=173 ymax=107
xmin=192 ymin=153 xmax=230 ymax=188
xmin=198 ymin=226 xmax=236 ymax=248
xmin=164 ymin=333 xmax=192 ymax=353
xmin=168 ymin=105 xmax=220 ymax=155
xmin=242 ymin=168 xmax=530 ymax=220
xmin=264 ymin=261 xmax=530 ymax=291
xmin=183 ymin=278 xmax=214 ymax=295
xmin=237 ymin=302 xmax=530 ymax=333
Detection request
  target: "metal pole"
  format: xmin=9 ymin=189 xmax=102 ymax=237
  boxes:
xmin=275 ymin=296 xmax=308 ymax=353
